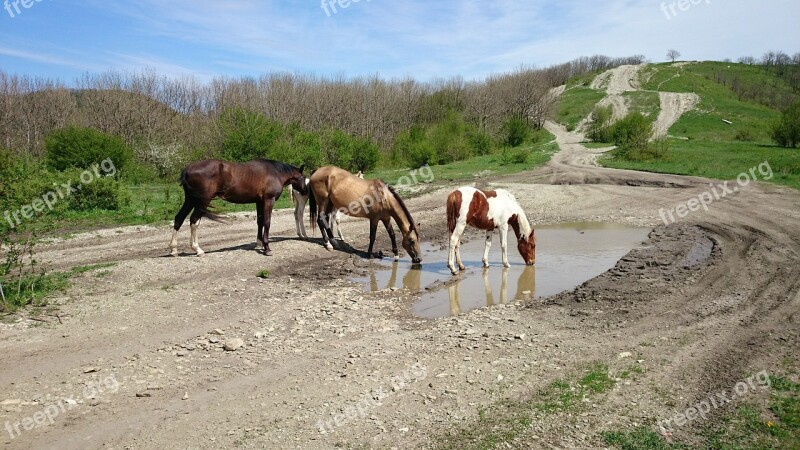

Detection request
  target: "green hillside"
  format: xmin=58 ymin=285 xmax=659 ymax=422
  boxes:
xmin=581 ymin=61 xmax=800 ymax=190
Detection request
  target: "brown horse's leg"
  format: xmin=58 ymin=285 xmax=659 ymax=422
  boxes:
xmin=381 ymin=218 xmax=399 ymax=260
xmin=367 ymin=219 xmax=378 ymax=258
xmin=170 ymin=197 xmax=193 ymax=256
xmin=261 ymin=198 xmax=275 ymax=256
xmin=189 ymin=209 xmax=205 ymax=256
xmin=256 ymin=200 xmax=264 ymax=249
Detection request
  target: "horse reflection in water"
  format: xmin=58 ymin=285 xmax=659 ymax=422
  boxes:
xmin=448 ymin=266 xmax=536 ymax=316
xmin=370 ymin=263 xmax=422 ymax=292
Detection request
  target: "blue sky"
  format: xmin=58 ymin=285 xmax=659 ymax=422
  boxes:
xmin=0 ymin=0 xmax=798 ymax=84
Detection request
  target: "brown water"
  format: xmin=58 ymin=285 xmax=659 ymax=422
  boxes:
xmin=352 ymin=223 xmax=652 ymax=319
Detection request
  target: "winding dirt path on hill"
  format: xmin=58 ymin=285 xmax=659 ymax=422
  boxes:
xmin=585 ymin=63 xmax=699 ymax=137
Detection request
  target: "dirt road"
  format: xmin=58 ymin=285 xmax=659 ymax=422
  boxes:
xmin=1 ymin=123 xmax=798 ymax=448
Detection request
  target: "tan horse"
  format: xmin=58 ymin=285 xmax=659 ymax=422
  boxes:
xmin=308 ymin=166 xmax=422 ymax=264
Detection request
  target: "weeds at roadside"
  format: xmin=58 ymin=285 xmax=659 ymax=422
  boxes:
xmin=437 ymin=362 xmax=616 ymax=449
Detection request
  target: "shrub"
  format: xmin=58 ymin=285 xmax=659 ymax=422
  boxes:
xmin=587 ymin=105 xmax=614 ymax=142
xmin=772 ymin=101 xmax=800 ymax=148
xmin=499 ymin=147 xmax=530 ymax=165
xmin=218 ymin=108 xmax=282 ymax=161
xmin=467 ymin=129 xmax=493 ymax=155
xmin=66 ymin=174 xmax=130 ymax=211
xmin=45 ymin=127 xmax=131 ymax=175
xmin=501 ymin=117 xmax=530 ymax=147
xmin=610 ymin=113 xmax=652 ymax=151
xmin=350 ymin=137 xmax=380 ymax=172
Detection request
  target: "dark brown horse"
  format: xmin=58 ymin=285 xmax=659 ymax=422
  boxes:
xmin=169 ymin=159 xmax=306 ymax=257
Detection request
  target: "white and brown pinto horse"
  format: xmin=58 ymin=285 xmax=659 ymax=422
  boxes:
xmin=446 ymin=186 xmax=536 ymax=275
xmin=308 ymin=166 xmax=422 ymax=264
xmin=291 ymin=171 xmax=362 ymax=240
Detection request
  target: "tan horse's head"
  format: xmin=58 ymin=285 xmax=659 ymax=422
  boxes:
xmin=402 ymin=226 xmax=422 ymax=264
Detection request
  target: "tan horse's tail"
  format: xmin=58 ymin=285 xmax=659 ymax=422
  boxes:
xmin=446 ymin=190 xmax=462 ymax=234
xmin=309 ymin=185 xmax=319 ymax=235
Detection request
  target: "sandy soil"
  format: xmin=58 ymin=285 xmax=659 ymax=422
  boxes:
xmin=1 ymin=116 xmax=799 ymax=449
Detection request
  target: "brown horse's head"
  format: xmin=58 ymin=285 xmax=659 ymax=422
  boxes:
xmin=288 ymin=164 xmax=307 ymax=195
xmin=402 ymin=226 xmax=422 ymax=265
xmin=517 ymin=229 xmax=536 ymax=265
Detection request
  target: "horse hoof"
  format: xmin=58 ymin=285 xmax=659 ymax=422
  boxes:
xmin=196 ymin=251 xmax=205 ymax=257
xmin=265 ymin=250 xmax=273 ymax=256
xmin=459 ymin=266 xmax=466 ymax=272
xmin=325 ymin=244 xmax=333 ymax=251
xmin=482 ymin=262 xmax=489 ymax=268
xmin=170 ymin=250 xmax=179 ymax=257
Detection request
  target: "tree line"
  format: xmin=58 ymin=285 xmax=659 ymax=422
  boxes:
xmin=0 ymin=54 xmax=644 ymax=173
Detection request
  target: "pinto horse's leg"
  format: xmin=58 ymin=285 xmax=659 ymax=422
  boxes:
xmin=367 ymin=218 xmax=378 ymax=258
xmin=261 ymin=197 xmax=275 ymax=256
xmin=293 ymin=191 xmax=308 ymax=238
xmin=382 ymin=218 xmax=399 ymax=260
xmin=482 ymin=230 xmax=493 ymax=268
xmin=189 ymin=209 xmax=205 ymax=257
xmin=335 ymin=212 xmax=346 ymax=242
xmin=448 ymin=222 xmax=466 ymax=275
xmin=170 ymin=197 xmax=193 ymax=256
xmin=499 ymin=224 xmax=511 ymax=268
xmin=455 ymin=240 xmax=465 ymax=272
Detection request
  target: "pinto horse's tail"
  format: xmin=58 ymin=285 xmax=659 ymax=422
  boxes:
xmin=446 ymin=190 xmax=462 ymax=234
xmin=179 ymin=169 xmax=225 ymax=223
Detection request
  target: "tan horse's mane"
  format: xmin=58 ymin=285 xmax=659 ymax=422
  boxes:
xmin=387 ymin=185 xmax=417 ymax=233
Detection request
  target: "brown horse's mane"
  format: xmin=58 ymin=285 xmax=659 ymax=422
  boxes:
xmin=254 ymin=158 xmax=300 ymax=175
xmin=387 ymin=185 xmax=417 ymax=233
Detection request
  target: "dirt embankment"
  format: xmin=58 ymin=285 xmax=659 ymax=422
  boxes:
xmin=1 ymin=117 xmax=798 ymax=449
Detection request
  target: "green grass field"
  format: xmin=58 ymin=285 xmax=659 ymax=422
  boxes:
xmin=558 ymin=87 xmax=606 ymax=131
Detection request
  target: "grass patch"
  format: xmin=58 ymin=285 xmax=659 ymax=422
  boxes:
xmin=603 ymin=426 xmax=686 ymax=450
xmin=437 ymin=362 xmax=614 ymax=449
xmin=605 ymin=373 xmax=800 ymax=450
xmin=1 ymin=263 xmax=115 ymax=313
xmin=602 ymin=139 xmax=800 ymax=190
xmin=371 ymin=132 xmax=557 ymax=187
xmin=623 ymin=91 xmax=661 ymax=118
xmin=257 ymin=269 xmax=270 ymax=279
xmin=558 ymin=87 xmax=606 ymax=131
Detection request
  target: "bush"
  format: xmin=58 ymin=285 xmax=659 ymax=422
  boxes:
xmin=499 ymin=147 xmax=530 ymax=165
xmin=501 ymin=117 xmax=530 ymax=147
xmin=45 ymin=127 xmax=131 ymax=175
xmin=772 ymin=101 xmax=800 ymax=148
xmin=610 ymin=113 xmax=652 ymax=151
xmin=350 ymin=137 xmax=380 ymax=172
xmin=218 ymin=108 xmax=282 ymax=162
xmin=468 ymin=130 xmax=493 ymax=155
xmin=66 ymin=174 xmax=130 ymax=211
xmin=587 ymin=105 xmax=614 ymax=142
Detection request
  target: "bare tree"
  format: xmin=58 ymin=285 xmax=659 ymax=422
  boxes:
xmin=667 ymin=49 xmax=681 ymax=63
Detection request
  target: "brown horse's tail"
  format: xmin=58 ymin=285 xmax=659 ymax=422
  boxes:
xmin=446 ymin=190 xmax=462 ymax=234
xmin=179 ymin=169 xmax=225 ymax=223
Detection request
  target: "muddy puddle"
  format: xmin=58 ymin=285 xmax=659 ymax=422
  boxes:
xmin=352 ymin=223 xmax=652 ymax=318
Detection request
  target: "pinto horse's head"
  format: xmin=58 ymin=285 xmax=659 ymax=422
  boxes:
xmin=517 ymin=229 xmax=536 ymax=265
